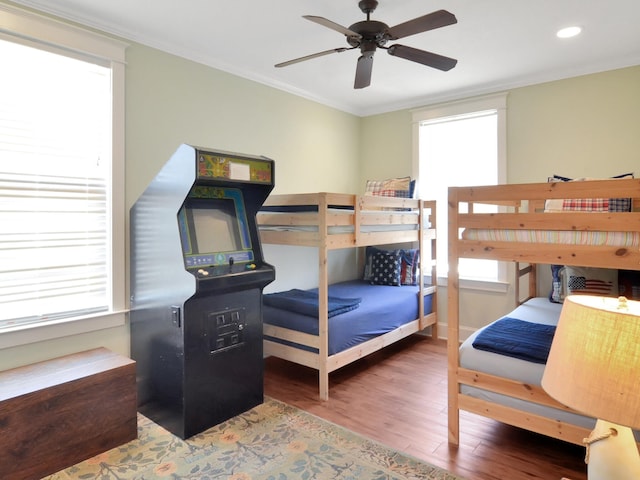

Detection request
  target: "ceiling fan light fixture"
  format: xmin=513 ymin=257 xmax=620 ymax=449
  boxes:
xmin=556 ymin=26 xmax=582 ymax=39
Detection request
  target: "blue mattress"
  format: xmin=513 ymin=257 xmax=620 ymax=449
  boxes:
xmin=263 ymin=279 xmax=433 ymax=355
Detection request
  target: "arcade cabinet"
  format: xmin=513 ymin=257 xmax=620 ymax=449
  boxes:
xmin=130 ymin=144 xmax=275 ymax=439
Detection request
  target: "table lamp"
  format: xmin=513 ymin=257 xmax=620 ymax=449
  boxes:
xmin=542 ymin=295 xmax=640 ymax=480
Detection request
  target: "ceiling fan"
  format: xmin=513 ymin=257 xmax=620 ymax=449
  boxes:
xmin=275 ymin=0 xmax=458 ymax=89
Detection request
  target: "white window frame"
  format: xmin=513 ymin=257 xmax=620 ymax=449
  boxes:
xmin=0 ymin=4 xmax=128 ymax=348
xmin=411 ymin=92 xmax=509 ymax=292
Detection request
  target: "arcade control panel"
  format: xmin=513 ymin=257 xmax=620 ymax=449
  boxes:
xmin=194 ymin=260 xmax=257 ymax=278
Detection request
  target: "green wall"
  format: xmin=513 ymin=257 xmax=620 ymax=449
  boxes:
xmin=507 ymin=66 xmax=640 ymax=183
xmin=359 ymin=109 xmax=413 ymax=187
xmin=126 ymin=44 xmax=362 ymax=205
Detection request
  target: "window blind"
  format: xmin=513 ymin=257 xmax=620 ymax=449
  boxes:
xmin=0 ymin=37 xmax=111 ymax=329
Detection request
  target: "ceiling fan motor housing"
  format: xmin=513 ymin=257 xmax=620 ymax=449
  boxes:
xmin=347 ymin=20 xmax=390 ymax=49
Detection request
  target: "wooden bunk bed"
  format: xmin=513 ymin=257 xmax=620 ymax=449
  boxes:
xmin=257 ymin=192 xmax=437 ymax=400
xmin=447 ymin=177 xmax=640 ymax=446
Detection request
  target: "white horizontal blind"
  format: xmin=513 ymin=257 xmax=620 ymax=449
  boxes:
xmin=0 ymin=38 xmax=112 ymax=329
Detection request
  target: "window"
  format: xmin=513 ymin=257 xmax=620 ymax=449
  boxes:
xmin=0 ymin=5 xmax=127 ymax=347
xmin=412 ymin=93 xmax=507 ymax=287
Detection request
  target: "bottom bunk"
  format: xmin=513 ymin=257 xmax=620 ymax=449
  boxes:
xmin=263 ymin=279 xmax=436 ymax=400
xmin=457 ymin=297 xmax=596 ymax=445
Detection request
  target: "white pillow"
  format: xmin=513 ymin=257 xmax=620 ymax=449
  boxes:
xmin=562 ymin=266 xmax=618 ymax=299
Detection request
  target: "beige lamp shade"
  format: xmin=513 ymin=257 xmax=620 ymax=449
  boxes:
xmin=542 ymin=295 xmax=640 ymax=430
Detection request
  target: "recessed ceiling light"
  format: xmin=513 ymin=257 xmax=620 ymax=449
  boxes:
xmin=557 ymin=26 xmax=582 ymax=38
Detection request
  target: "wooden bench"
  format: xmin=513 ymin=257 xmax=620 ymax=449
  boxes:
xmin=0 ymin=347 xmax=137 ymax=480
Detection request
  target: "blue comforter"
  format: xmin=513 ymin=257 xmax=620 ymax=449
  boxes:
xmin=263 ymin=280 xmax=432 ymax=355
xmin=472 ymin=317 xmax=556 ymax=364
xmin=263 ymin=289 xmax=362 ymax=318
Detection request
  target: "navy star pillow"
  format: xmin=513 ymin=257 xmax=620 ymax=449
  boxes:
xmin=370 ymin=251 xmax=402 ymax=286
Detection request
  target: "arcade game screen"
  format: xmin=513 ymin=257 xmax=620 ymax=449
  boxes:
xmin=178 ymin=187 xmax=253 ymax=271
xmin=190 ymin=200 xmax=242 ymax=254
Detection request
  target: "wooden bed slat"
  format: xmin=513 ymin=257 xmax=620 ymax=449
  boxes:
xmin=457 ymin=367 xmax=573 ymax=411
xmin=263 ymin=323 xmax=319 ymax=349
xmin=356 ymin=229 xmax=418 ymax=246
xmin=459 ymin=211 xmax=640 ymax=231
xmin=263 ymin=340 xmax=319 ymax=369
xmin=454 ymin=178 xmax=640 ymax=202
xmin=458 ymin=395 xmax=590 ymax=446
xmin=456 ymin=241 xmax=640 ymax=269
xmin=262 ymin=192 xmax=356 ymax=207
xmin=326 ymin=318 xmax=426 ymax=372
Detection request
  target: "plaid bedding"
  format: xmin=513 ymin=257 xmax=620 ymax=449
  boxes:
xmin=546 ymin=173 xmax=634 ymax=212
xmin=364 ymin=176 xmax=411 ymax=198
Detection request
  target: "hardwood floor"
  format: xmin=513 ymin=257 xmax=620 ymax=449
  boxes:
xmin=264 ymin=335 xmax=587 ymax=480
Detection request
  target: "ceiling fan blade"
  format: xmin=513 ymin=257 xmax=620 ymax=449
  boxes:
xmin=303 ymin=15 xmax=361 ymax=38
xmin=387 ymin=10 xmax=457 ymax=40
xmin=387 ymin=44 xmax=457 ymax=71
xmin=354 ymin=52 xmax=374 ymax=89
xmin=275 ymin=47 xmax=352 ymax=68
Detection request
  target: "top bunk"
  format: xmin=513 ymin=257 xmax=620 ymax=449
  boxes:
xmin=257 ymin=192 xmax=436 ymax=249
xmin=448 ymin=177 xmax=640 ymax=271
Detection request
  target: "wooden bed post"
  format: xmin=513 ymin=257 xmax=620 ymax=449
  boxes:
xmin=515 ymin=199 xmax=538 ymax=304
xmin=447 ymin=188 xmax=461 ymax=445
xmin=515 ymin=263 xmax=538 ymax=304
xmin=418 ymin=201 xmax=425 ymax=328
xmin=529 ymin=264 xmax=537 ymax=298
xmin=431 ymin=201 xmax=438 ymax=339
xmin=421 ymin=200 xmax=438 ymax=338
xmin=318 ymin=193 xmax=330 ymax=401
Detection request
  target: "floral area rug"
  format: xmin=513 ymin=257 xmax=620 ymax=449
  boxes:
xmin=45 ymin=397 xmax=463 ymax=480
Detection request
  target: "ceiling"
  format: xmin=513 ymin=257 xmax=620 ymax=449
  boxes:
xmin=9 ymin=0 xmax=640 ymax=116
